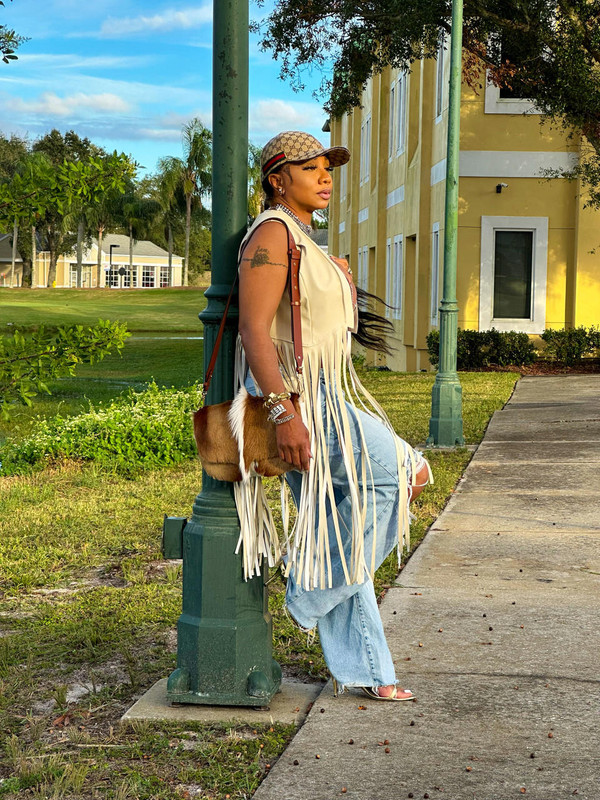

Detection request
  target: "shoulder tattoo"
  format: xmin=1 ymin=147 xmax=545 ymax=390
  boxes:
xmin=242 ymin=246 xmax=287 ymax=270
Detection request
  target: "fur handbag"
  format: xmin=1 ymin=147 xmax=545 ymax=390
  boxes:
xmin=193 ymin=389 xmax=301 ymax=482
xmin=193 ymin=219 xmax=303 ymax=482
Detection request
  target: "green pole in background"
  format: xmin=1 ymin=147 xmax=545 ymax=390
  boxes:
xmin=427 ymin=0 xmax=465 ymax=448
xmin=166 ymin=0 xmax=281 ymax=706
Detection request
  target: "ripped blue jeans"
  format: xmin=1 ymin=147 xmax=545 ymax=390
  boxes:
xmin=286 ymin=397 xmax=423 ymax=690
xmin=246 ymin=373 xmax=424 ymax=689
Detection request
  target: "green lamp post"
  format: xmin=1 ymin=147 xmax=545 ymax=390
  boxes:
xmin=164 ymin=0 xmax=282 ymax=707
xmin=427 ymin=0 xmax=465 ymax=448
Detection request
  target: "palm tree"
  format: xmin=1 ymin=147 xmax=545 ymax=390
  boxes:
xmin=248 ymin=143 xmax=263 ymax=222
xmin=154 ymin=158 xmax=185 ymax=287
xmin=159 ymin=118 xmax=211 ymax=285
xmin=87 ymin=188 xmax=124 ymax=288
xmin=115 ymin=182 xmax=160 ymax=282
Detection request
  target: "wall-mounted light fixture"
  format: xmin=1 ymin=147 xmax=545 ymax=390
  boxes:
xmin=496 ymin=183 xmax=509 ymax=194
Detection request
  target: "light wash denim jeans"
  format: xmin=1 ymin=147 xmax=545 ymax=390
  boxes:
xmin=245 ymin=372 xmax=421 ymax=690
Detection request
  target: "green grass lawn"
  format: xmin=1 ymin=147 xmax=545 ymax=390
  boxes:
xmin=0 ymin=288 xmax=207 ymax=332
xmin=0 ymin=369 xmax=517 ymax=800
xmin=1 ymin=288 xmax=208 ymax=442
xmin=0 ymin=335 xmax=205 ymax=444
xmin=0 ymin=289 xmax=519 ymax=798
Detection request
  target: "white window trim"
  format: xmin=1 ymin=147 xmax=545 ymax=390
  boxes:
xmin=397 ymin=73 xmax=407 ymax=156
xmin=431 ymin=223 xmax=441 ymax=325
xmin=484 ymin=77 xmax=541 ymax=115
xmin=340 ymin=114 xmax=349 ymax=201
xmin=431 ymin=159 xmax=447 ymax=186
xmin=340 ymin=162 xmax=348 ymax=203
xmin=385 ymin=238 xmax=392 ymax=315
xmin=357 ymin=245 xmax=369 ymax=291
xmin=389 ymin=73 xmax=408 ymax=160
xmin=386 ymin=185 xmax=405 ymax=209
xmin=479 ymin=215 xmax=548 ymax=333
xmin=360 ymin=116 xmax=371 ymax=185
xmin=388 ymin=82 xmax=396 ymax=161
xmin=387 ymin=234 xmax=403 ymax=320
xmin=435 ymin=36 xmax=445 ymax=123
xmin=459 ymin=150 xmax=577 ymax=178
xmin=142 ymin=264 xmax=156 ymax=288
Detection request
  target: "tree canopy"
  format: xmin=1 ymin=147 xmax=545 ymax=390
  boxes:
xmin=0 ymin=0 xmax=27 ymax=64
xmin=0 ymin=321 xmax=129 ymax=419
xmin=257 ymin=0 xmax=600 ymax=202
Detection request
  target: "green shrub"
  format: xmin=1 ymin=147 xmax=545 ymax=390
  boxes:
xmin=0 ymin=382 xmax=204 ymax=477
xmin=427 ymin=328 xmax=536 ymax=370
xmin=540 ymin=326 xmax=600 ymax=365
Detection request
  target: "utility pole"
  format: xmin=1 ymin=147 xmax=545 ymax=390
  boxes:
xmin=427 ymin=0 xmax=465 ymax=448
xmin=165 ymin=0 xmax=282 ymax=707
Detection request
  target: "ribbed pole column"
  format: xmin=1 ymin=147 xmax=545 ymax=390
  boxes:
xmin=427 ymin=0 xmax=465 ymax=448
xmin=166 ymin=0 xmax=281 ymax=706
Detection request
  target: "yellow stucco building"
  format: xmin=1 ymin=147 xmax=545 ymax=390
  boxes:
xmin=329 ymin=42 xmax=600 ymax=371
xmin=0 ymin=233 xmax=183 ymax=289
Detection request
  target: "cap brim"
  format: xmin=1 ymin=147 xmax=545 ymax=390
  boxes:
xmin=289 ymin=146 xmax=350 ymax=168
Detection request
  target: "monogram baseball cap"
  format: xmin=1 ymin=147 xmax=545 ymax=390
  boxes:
xmin=261 ymin=131 xmax=350 ymax=181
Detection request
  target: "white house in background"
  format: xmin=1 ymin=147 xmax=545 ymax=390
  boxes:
xmin=0 ymin=232 xmax=184 ymax=288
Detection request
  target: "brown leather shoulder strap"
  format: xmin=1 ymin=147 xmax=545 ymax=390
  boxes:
xmin=203 ymin=217 xmax=303 ymax=399
xmin=202 ymin=273 xmax=238 ymax=400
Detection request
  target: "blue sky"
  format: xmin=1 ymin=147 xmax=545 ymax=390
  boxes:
xmin=0 ymin=0 xmax=330 ymax=174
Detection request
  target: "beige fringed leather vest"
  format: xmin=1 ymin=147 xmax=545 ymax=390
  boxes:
xmin=233 ymin=209 xmax=415 ymax=590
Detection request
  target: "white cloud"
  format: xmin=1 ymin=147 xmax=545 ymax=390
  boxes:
xmin=0 ymin=70 xmax=209 ymax=109
xmin=9 ymin=91 xmax=132 ymax=117
xmin=20 ymin=53 xmax=153 ymax=70
xmin=249 ymin=99 xmax=327 ymax=139
xmin=101 ymin=4 xmax=213 ymax=37
xmin=138 ymin=128 xmax=184 ymax=141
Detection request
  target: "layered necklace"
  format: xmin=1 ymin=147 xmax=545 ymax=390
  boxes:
xmin=273 ymin=203 xmax=313 ymax=236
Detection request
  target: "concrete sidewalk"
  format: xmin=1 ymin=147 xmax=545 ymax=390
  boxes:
xmin=254 ymin=375 xmax=600 ymax=800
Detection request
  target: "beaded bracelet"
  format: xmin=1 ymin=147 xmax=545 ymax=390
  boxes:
xmin=273 ymin=413 xmax=295 ymax=426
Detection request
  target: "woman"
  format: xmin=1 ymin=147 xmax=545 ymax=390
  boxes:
xmin=236 ymin=131 xmax=431 ymax=701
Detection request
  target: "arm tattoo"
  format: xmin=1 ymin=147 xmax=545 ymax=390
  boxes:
xmin=242 ymin=246 xmax=287 ymax=270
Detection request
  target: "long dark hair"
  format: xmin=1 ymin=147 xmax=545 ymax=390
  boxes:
xmin=354 ymin=287 xmax=396 ymax=356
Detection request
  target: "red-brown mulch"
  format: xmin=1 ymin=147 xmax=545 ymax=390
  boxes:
xmin=469 ymin=360 xmax=600 ymax=376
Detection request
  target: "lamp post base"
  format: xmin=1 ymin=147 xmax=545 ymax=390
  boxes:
xmin=427 ymin=376 xmax=465 ymax=447
xmin=167 ymin=661 xmax=282 ymax=707
xmin=166 ymin=483 xmax=282 ymax=708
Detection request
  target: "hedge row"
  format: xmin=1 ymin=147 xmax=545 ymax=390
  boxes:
xmin=427 ymin=326 xmax=600 ymax=370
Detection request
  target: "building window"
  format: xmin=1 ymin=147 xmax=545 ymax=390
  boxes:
xmin=480 ymin=216 xmax=548 ymax=333
xmin=122 ymin=268 xmax=138 ymax=288
xmin=493 ymin=231 xmax=533 ymax=318
xmin=386 ymin=235 xmax=403 ymax=320
xmin=340 ymin=163 xmax=348 ymax=202
xmin=357 ymin=245 xmax=369 ymax=291
xmin=340 ymin=114 xmax=349 ymax=202
xmin=435 ymin=37 xmax=445 ymax=121
xmin=360 ymin=116 xmax=371 ymax=185
xmin=484 ymin=80 xmax=541 ymax=114
xmin=389 ymin=73 xmax=407 ymax=159
xmin=142 ymin=265 xmax=155 ymax=288
xmin=108 ymin=268 xmax=119 ymax=288
xmin=160 ymin=266 xmax=170 ymax=288
xmin=430 ymin=223 xmax=441 ymax=325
